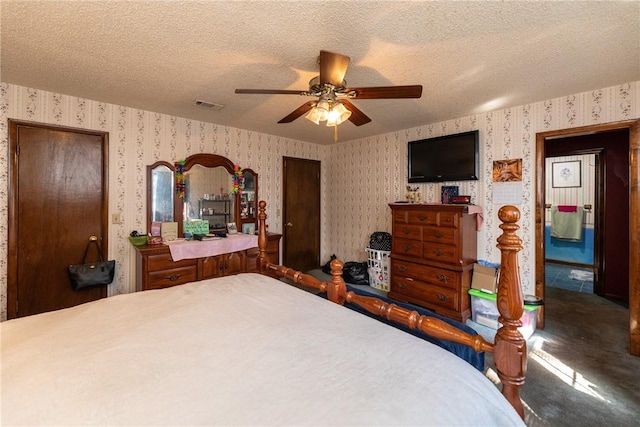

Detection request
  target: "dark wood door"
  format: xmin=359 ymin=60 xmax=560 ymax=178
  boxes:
xmin=282 ymin=157 xmax=321 ymax=272
xmin=8 ymin=120 xmax=108 ymax=318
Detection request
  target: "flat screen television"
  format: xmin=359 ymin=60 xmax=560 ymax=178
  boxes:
xmin=408 ymin=130 xmax=479 ymax=183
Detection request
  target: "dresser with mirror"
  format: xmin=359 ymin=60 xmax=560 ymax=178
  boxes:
xmin=135 ymin=153 xmax=281 ymax=291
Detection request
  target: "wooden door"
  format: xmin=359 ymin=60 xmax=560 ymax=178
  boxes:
xmin=8 ymin=120 xmax=108 ymax=318
xmin=282 ymin=157 xmax=321 ymax=272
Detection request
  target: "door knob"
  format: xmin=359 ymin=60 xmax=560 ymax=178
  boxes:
xmin=285 ymin=222 xmax=293 ymax=227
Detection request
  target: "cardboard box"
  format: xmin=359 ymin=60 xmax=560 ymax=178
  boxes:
xmin=471 ymin=263 xmax=499 ymax=294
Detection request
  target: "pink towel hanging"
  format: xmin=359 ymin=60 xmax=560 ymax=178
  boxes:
xmin=557 ymin=205 xmax=578 ymax=213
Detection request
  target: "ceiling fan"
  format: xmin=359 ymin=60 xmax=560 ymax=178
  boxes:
xmin=235 ymin=50 xmax=423 ymax=129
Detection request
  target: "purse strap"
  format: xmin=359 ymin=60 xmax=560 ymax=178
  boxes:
xmin=81 ymin=236 xmax=105 ymax=264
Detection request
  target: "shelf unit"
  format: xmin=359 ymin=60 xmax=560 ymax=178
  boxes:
xmin=199 ymin=199 xmax=231 ymax=231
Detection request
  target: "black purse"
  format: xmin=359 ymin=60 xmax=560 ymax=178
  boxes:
xmin=68 ymin=237 xmax=115 ymax=290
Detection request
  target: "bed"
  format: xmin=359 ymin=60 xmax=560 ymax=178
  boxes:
xmin=1 ymin=201 xmax=527 ymax=426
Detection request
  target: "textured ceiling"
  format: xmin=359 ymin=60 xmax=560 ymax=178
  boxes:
xmin=1 ymin=1 xmax=639 ymax=145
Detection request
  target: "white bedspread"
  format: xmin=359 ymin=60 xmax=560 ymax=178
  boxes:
xmin=1 ymin=273 xmax=524 ymax=426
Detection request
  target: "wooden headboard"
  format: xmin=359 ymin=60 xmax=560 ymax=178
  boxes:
xmin=255 ymin=201 xmax=527 ymax=419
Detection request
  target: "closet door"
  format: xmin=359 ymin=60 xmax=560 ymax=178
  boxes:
xmin=8 ymin=120 xmax=108 ymax=318
xmin=282 ymin=157 xmax=321 ymax=272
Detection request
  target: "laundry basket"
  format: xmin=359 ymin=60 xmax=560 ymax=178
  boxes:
xmin=365 ymin=247 xmax=391 ymax=291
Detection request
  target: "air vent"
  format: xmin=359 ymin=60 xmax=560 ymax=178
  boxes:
xmin=195 ymin=100 xmax=224 ymax=111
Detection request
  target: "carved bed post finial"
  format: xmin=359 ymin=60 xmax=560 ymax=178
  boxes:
xmin=257 ymin=200 xmax=268 ymax=273
xmin=494 ymin=205 xmax=526 ymax=419
xmin=327 ymin=258 xmax=346 ymax=305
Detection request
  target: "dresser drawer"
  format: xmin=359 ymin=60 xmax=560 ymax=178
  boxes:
xmin=407 ymin=210 xmax=438 ymax=225
xmin=422 ymin=226 xmax=456 ymax=245
xmin=438 ymin=211 xmax=459 ymax=228
xmin=392 ymin=260 xmax=461 ymax=290
xmin=146 ymin=266 xmax=197 ymax=289
xmin=393 ymin=238 xmax=423 ymax=259
xmin=394 ymin=224 xmax=422 ymax=241
xmin=147 ymin=253 xmax=197 ymax=271
xmin=391 ymin=275 xmax=458 ymax=311
xmin=423 ymin=242 xmax=459 ymax=265
xmin=392 ymin=210 xmax=408 ymax=224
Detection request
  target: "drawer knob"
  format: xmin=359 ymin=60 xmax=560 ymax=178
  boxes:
xmin=436 ymin=274 xmax=448 ymax=283
xmin=434 ymin=232 xmax=443 ymax=238
xmin=436 ymin=293 xmax=450 ymax=301
xmin=418 ymin=215 xmax=427 ymax=221
xmin=167 ymin=274 xmax=180 ymax=281
xmin=402 ymin=244 xmax=411 ymax=252
xmin=398 ymin=265 xmax=407 ymax=272
xmin=433 ymin=249 xmax=443 ymax=256
xmin=398 ymin=282 xmax=408 ymax=288
xmin=402 ymin=228 xmax=411 ymax=235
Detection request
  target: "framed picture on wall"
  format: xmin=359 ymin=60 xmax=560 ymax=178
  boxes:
xmin=552 ymin=160 xmax=581 ymax=188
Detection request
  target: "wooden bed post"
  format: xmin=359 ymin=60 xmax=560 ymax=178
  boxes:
xmin=257 ymin=200 xmax=269 ymax=274
xmin=494 ymin=205 xmax=526 ymax=420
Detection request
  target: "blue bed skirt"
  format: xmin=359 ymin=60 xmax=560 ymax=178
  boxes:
xmin=318 ymin=282 xmax=485 ymax=371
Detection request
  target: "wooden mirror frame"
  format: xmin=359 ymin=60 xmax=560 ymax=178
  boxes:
xmin=146 ymin=153 xmax=258 ymax=238
xmin=177 ymin=154 xmax=236 ymax=237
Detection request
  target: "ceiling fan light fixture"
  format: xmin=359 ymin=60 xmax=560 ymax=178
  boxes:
xmin=316 ymin=99 xmax=330 ymax=120
xmin=304 ymin=106 xmax=322 ymax=125
xmin=305 ymin=98 xmax=331 ymax=125
xmin=326 ymin=102 xmax=351 ymax=126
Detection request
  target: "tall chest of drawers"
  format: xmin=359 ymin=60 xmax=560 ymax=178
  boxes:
xmin=388 ymin=203 xmax=478 ymax=322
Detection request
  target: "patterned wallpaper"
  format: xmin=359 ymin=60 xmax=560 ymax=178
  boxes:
xmin=1 ymin=81 xmax=638 ymax=320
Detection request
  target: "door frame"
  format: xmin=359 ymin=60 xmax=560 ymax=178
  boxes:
xmin=7 ymin=120 xmax=109 ymax=318
xmin=535 ymin=119 xmax=640 ymax=355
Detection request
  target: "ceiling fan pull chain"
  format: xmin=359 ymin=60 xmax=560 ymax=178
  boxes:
xmin=334 ymin=125 xmax=338 ymax=143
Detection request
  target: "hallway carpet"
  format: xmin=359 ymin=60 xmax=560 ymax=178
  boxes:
xmin=486 ymin=286 xmax=640 ymax=426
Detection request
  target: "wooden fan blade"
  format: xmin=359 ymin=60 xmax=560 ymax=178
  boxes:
xmin=345 ymin=85 xmax=423 ymax=99
xmin=340 ymin=99 xmax=372 ymax=126
xmin=277 ymin=101 xmax=316 ymax=123
xmin=235 ymin=89 xmax=308 ymax=95
xmin=319 ymin=50 xmax=350 ymax=87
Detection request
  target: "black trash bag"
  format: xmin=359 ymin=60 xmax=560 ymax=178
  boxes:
xmin=321 ymin=254 xmax=337 ymax=274
xmin=342 ymin=261 xmax=369 ymax=285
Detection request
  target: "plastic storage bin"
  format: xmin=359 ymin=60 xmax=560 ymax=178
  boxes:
xmin=365 ymin=248 xmax=391 ymax=292
xmin=468 ymin=289 xmax=541 ymax=339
